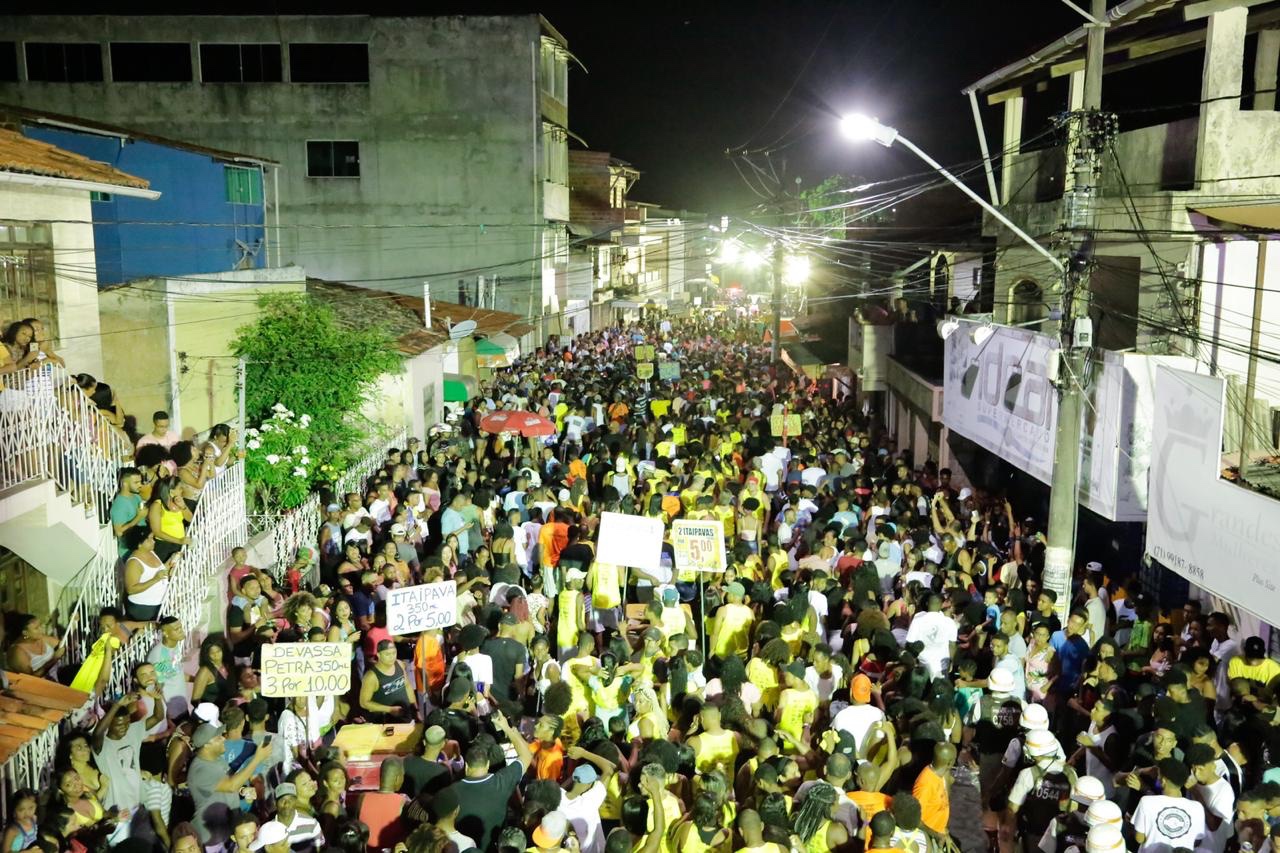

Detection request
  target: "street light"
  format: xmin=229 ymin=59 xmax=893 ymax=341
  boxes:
xmin=839 ymin=113 xmax=1064 ymax=273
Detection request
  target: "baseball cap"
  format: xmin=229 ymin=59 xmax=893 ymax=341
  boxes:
xmin=565 ymin=568 xmax=587 ymax=582
xmin=250 ymin=821 xmax=289 ymax=851
xmin=851 ymin=674 xmax=872 ymax=704
xmin=987 ymin=667 xmax=1015 ymax=695
xmin=1072 ymin=775 xmax=1106 ymax=805
xmin=425 ymin=725 xmax=446 ymax=745
xmin=194 ymin=702 xmax=221 ymax=726
xmin=532 ymin=811 xmax=568 ymax=848
xmin=1085 ymin=560 xmax=1103 ymax=573
xmin=1085 ymin=800 xmax=1123 ymax=828
xmin=192 ymin=723 xmax=222 ymax=749
xmin=274 ymin=783 xmax=297 ymax=800
xmin=1019 ymin=703 xmax=1049 ymax=731
xmin=572 ymin=764 xmax=599 ymax=784
xmin=725 ymin=582 xmax=745 ymax=598
xmin=1085 ymin=825 xmax=1126 ymax=853
xmin=784 ymin=660 xmax=806 ymax=679
xmin=1024 ymin=729 xmax=1060 ymax=758
xmin=958 ymin=487 xmax=972 ymax=501
xmin=326 ymin=503 xmax=341 ymax=512
xmin=390 ymin=523 xmax=408 ymax=536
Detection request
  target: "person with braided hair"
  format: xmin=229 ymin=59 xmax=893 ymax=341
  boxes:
xmin=789 ymin=781 xmax=848 ymax=853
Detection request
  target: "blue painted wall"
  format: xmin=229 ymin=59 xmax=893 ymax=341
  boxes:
xmin=23 ymin=125 xmax=266 ymax=285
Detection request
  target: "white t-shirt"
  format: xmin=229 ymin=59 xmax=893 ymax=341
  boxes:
xmin=1196 ymin=777 xmax=1235 ymax=853
xmin=94 ymin=720 xmax=145 ymax=811
xmin=830 ymin=702 xmax=884 ymax=755
xmin=800 ymin=467 xmax=827 ymax=487
xmin=804 ymin=663 xmax=844 ymax=703
xmin=560 ymin=782 xmax=608 ymax=853
xmin=756 ymin=454 xmax=784 ymax=490
xmin=906 ymin=611 xmax=958 ymax=679
xmin=1132 ymin=794 xmax=1206 ymax=853
xmin=1083 ymin=723 xmax=1117 ymax=796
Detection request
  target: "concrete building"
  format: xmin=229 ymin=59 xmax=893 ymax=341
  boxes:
xmin=5 ymin=105 xmax=276 ymax=284
xmin=0 ymin=14 xmax=577 ymax=333
xmin=567 ymin=151 xmax=640 ymax=332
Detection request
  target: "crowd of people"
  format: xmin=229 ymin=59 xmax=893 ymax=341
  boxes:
xmin=10 ymin=314 xmax=1280 ymax=853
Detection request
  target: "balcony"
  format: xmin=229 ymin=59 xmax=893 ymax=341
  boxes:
xmin=543 ymin=182 xmax=569 ymax=222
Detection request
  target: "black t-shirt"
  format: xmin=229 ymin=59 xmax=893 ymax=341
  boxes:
xmin=425 ymin=706 xmax=479 ymax=746
xmin=449 ymin=760 xmax=524 ymax=851
xmin=401 ymin=754 xmax=452 ymax=799
xmin=481 ymin=636 xmax=526 ymax=702
xmin=559 ymin=542 xmax=594 ymax=570
xmin=1028 ymin=611 xmax=1061 ymax=636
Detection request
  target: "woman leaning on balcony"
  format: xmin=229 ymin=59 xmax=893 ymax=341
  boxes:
xmin=148 ymin=480 xmax=192 ymax=562
xmin=5 ymin=614 xmax=65 ymax=678
xmin=124 ymin=527 xmax=176 ymax=622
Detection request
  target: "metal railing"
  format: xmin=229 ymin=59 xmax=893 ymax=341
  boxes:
xmin=333 ymin=427 xmax=407 ymax=499
xmin=0 ymin=363 xmax=132 ymax=521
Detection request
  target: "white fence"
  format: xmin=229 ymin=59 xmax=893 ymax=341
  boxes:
xmin=0 ymin=363 xmax=131 ymax=522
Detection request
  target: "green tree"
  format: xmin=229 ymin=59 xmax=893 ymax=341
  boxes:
xmin=231 ymin=293 xmax=402 ymax=506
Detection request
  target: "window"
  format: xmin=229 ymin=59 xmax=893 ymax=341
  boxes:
xmin=24 ymin=42 xmax=103 ymax=82
xmin=0 ymin=222 xmax=58 ymax=343
xmin=110 ymin=43 xmax=192 ymax=82
xmin=0 ymin=43 xmax=17 ymax=82
xmin=539 ymin=38 xmax=567 ymax=103
xmin=200 ymin=43 xmax=282 ymax=83
xmin=89 ymin=191 xmax=113 ymax=202
xmin=289 ymin=43 xmax=369 ymax=83
xmin=542 ymin=123 xmax=567 ymax=186
xmin=224 ymin=166 xmax=262 ymax=204
xmin=306 ymin=141 xmax=360 ymax=178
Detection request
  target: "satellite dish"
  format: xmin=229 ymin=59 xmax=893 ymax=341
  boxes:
xmin=450 ymin=320 xmax=477 ymax=340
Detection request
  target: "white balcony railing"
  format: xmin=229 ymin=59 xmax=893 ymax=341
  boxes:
xmin=0 ymin=363 xmax=132 ymax=521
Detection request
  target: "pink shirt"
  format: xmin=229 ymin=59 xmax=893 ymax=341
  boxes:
xmin=136 ymin=430 xmax=180 ymax=451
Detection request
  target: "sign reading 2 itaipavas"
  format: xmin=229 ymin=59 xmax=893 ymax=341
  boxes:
xmin=261 ymin=642 xmax=351 ymax=697
xmin=387 ymin=580 xmax=458 ymax=635
xmin=673 ymin=519 xmax=727 ymax=572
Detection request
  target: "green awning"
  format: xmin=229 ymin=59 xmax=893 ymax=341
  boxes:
xmin=444 ymin=380 xmax=470 ymax=402
xmin=475 ymin=339 xmax=506 ymax=356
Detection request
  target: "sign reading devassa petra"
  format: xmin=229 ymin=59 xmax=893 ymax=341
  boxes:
xmin=387 ymin=581 xmax=458 ymax=636
xmin=261 ymin=643 xmax=351 ymax=697
xmin=673 ymin=519 xmax=726 ymax=572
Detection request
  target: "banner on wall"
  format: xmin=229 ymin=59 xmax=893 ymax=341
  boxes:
xmin=1145 ymin=366 xmax=1280 ymax=627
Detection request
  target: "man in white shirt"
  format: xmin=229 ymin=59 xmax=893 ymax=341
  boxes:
xmin=1132 ymin=759 xmax=1206 ymax=853
xmin=559 ymin=751 xmax=613 ymax=853
xmin=1076 ymin=698 xmax=1118 ymax=797
xmin=830 ymin=674 xmax=884 ymax=757
xmin=1083 ymin=573 xmax=1107 ymax=646
xmin=1208 ymin=612 xmax=1240 ymax=712
xmin=755 ymin=451 xmax=784 ymax=493
xmin=905 ymin=594 xmax=958 ymax=680
xmin=803 ymin=643 xmax=844 ymax=703
xmin=1187 ymin=743 xmax=1234 ymax=853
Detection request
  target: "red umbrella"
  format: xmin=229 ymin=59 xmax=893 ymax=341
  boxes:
xmin=479 ymin=409 xmax=557 ymax=438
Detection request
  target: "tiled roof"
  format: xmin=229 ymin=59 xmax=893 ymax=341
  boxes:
xmin=307 ymin=278 xmax=535 ymax=356
xmin=0 ymin=672 xmax=89 ymax=764
xmin=0 ymin=127 xmax=150 ymax=189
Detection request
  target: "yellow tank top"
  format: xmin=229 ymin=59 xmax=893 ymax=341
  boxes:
xmin=591 ymin=675 xmax=624 ymax=711
xmin=563 ymin=653 xmax=595 ymax=716
xmin=693 ymin=729 xmax=739 ymax=774
xmin=805 ymin=820 xmax=834 ymax=853
xmin=746 ymin=657 xmax=781 ymax=711
xmin=713 ymin=603 xmax=753 ymax=658
xmin=659 ymin=605 xmax=686 ymax=643
xmin=590 ymin=562 xmax=622 ymax=609
xmin=159 ymin=505 xmax=185 ymax=540
xmin=777 ymin=687 xmax=818 ymax=747
xmin=557 ymin=589 xmax=582 ymax=650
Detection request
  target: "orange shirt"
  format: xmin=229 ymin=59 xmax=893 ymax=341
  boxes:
xmin=413 ymin=633 xmax=446 ymax=695
xmin=848 ymin=790 xmax=892 ymax=842
xmin=528 ymin=739 xmax=565 ymax=781
xmin=539 ymin=521 xmax=569 ymax=567
xmin=568 ymin=459 xmax=587 ymax=484
xmin=912 ymin=766 xmax=949 ymax=835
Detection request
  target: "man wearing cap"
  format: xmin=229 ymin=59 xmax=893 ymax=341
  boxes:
xmin=1008 ymin=730 xmax=1075 ymax=853
xmin=831 ymin=674 xmax=884 ymax=758
xmin=188 ymin=722 xmax=272 ymax=848
xmin=530 ymin=811 xmax=571 ymax=853
xmin=271 ymin=782 xmax=322 ymax=853
xmin=559 ymin=745 xmax=615 ymax=853
xmin=1036 ymin=776 xmax=1104 ymax=853
xmin=1131 ymin=759 xmax=1206 ymax=853
xmin=248 ymin=820 xmax=290 ymax=853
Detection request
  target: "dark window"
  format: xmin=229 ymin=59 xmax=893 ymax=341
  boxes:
xmin=89 ymin=191 xmax=113 ymax=202
xmin=289 ymin=43 xmax=368 ymax=83
xmin=24 ymin=42 xmax=103 ymax=82
xmin=224 ymin=166 xmax=262 ymax=204
xmin=306 ymin=141 xmax=360 ymax=178
xmin=110 ymin=42 xmax=192 ymax=82
xmin=200 ymin=43 xmax=282 ymax=83
xmin=0 ymin=43 xmax=17 ymax=82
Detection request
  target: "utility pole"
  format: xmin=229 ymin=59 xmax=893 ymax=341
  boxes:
xmin=771 ymin=239 xmax=784 ymax=362
xmin=237 ymin=357 xmax=247 ymax=432
xmin=1043 ymin=0 xmax=1113 ymax=619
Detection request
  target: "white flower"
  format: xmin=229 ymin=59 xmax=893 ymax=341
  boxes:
xmin=265 ymin=454 xmax=281 ymax=465
xmin=301 ymin=456 xmax=310 ymax=465
xmin=244 ymin=428 xmax=259 ymax=438
xmin=271 ymin=403 xmax=287 ymax=413
xmin=299 ymin=414 xmax=312 ymax=426
xmin=292 ymin=466 xmax=307 ymax=477
xmin=293 ymin=445 xmax=308 ymax=455
xmin=260 ymin=423 xmax=274 ymax=433
xmin=246 ymin=439 xmax=261 ymax=450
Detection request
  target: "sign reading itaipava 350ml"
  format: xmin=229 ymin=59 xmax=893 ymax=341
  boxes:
xmin=387 ymin=580 xmax=458 ymax=636
xmin=673 ymin=519 xmax=726 ymax=572
xmin=261 ymin=642 xmax=351 ymax=698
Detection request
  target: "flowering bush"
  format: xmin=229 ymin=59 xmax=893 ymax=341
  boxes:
xmin=244 ymin=405 xmax=317 ymax=510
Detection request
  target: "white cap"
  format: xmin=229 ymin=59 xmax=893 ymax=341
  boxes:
xmin=1019 ymin=703 xmax=1049 ymax=731
xmin=1085 ymin=824 xmax=1126 ymax=853
xmin=987 ymin=667 xmax=1015 ymax=695
xmin=194 ymin=702 xmax=221 ymax=726
xmin=958 ymin=487 xmax=972 ymax=501
xmin=1085 ymin=800 xmax=1122 ymax=828
xmin=1024 ymin=729 xmax=1060 ymax=758
xmin=1086 ymin=560 xmax=1103 ymax=573
xmin=251 ymin=821 xmax=289 ymax=850
xmin=390 ymin=523 xmax=408 ymax=536
xmin=1072 ymin=775 xmax=1106 ymax=804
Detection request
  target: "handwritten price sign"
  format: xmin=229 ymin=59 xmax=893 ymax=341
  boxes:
xmin=673 ymin=519 xmax=727 ymax=573
xmin=387 ymin=581 xmax=458 ymax=635
xmin=635 ymin=345 xmax=655 ymax=361
xmin=636 ymin=362 xmax=655 ymax=380
xmin=262 ymin=643 xmax=351 ymax=697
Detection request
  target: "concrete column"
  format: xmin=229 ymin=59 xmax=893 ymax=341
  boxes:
xmin=1064 ymin=70 xmax=1086 ymax=192
xmin=1001 ymin=96 xmax=1025 ymax=205
xmin=1255 ymin=29 xmax=1280 ymax=111
xmin=1197 ymin=7 xmax=1247 ymax=183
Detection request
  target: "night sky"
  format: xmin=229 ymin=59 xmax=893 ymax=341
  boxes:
xmin=22 ymin=0 xmax=1087 ymax=214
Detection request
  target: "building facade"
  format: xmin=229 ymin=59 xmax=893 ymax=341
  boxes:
xmin=0 ymin=14 xmax=575 ymax=331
